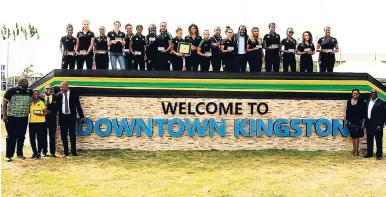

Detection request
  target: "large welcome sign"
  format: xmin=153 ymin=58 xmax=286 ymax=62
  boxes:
xmin=30 ymin=70 xmax=386 ymax=151
xmin=78 ymin=101 xmax=348 ymax=138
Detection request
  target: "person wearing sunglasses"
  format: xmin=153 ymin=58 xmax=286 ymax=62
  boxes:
xmin=42 ymin=85 xmax=58 ymax=158
xmin=94 ymin=26 xmax=109 ymax=69
xmin=145 ymin=24 xmax=157 ymax=71
xmin=281 ymin=28 xmax=297 ymax=72
xmin=345 ymin=89 xmax=366 ymax=156
xmin=364 ymin=89 xmax=386 ymax=160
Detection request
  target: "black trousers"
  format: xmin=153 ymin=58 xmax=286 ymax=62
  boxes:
xmin=319 ymin=55 xmax=335 ymax=72
xmin=146 ymin=51 xmax=156 ymax=71
xmin=210 ymin=55 xmax=222 ymax=72
xmin=223 ymin=54 xmax=236 ymax=72
xmin=5 ymin=116 xmax=28 ymax=158
xmin=77 ymin=54 xmax=93 ymax=69
xmin=265 ymin=53 xmax=280 ymax=72
xmin=46 ymin=118 xmax=57 ymax=155
xmin=61 ymin=55 xmax=76 ymax=69
xmin=300 ymin=59 xmax=314 ymax=72
xmin=29 ymin=123 xmax=46 ymax=155
xmin=236 ymin=54 xmax=247 ymax=72
xmin=186 ymin=53 xmax=200 ymax=71
xmin=200 ymin=56 xmax=211 ymax=71
xmin=248 ymin=55 xmax=263 ymax=72
xmin=95 ymin=54 xmax=109 ymax=69
xmin=283 ymin=54 xmax=296 ymax=72
xmin=124 ymin=54 xmax=134 ymax=70
xmin=155 ymin=52 xmax=170 ymax=71
xmin=171 ymin=56 xmax=183 ymax=71
xmin=133 ymin=55 xmax=146 ymax=70
xmin=59 ymin=115 xmax=77 ymax=155
xmin=366 ymin=120 xmax=383 ymax=157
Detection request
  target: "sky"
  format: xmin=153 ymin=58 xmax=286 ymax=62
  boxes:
xmin=0 ymin=0 xmax=384 ymax=76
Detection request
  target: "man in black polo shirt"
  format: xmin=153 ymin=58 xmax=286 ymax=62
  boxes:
xmin=130 ymin=25 xmax=146 ymax=70
xmin=75 ymin=20 xmax=95 ymax=69
xmin=2 ymin=78 xmax=32 ymax=162
xmin=263 ymin=22 xmax=281 ymax=72
xmin=60 ymin=24 xmax=77 ymax=69
xmin=145 ymin=24 xmax=157 ymax=71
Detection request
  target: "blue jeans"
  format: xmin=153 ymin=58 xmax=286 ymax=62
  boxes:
xmin=110 ymin=52 xmax=126 ymax=70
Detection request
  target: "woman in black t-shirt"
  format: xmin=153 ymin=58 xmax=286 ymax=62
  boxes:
xmin=94 ymin=26 xmax=109 ymax=69
xmin=221 ymin=28 xmax=236 ymax=72
xmin=246 ymin=27 xmax=264 ymax=72
xmin=197 ymin=30 xmax=211 ymax=72
xmin=296 ymin=31 xmax=315 ymax=72
xmin=75 ymin=20 xmax=95 ymax=69
xmin=155 ymin=22 xmax=172 ymax=71
xmin=171 ymin=27 xmax=185 ymax=71
xmin=316 ymin=26 xmax=339 ymax=72
xmin=60 ymin=24 xmax=77 ymax=69
xmin=107 ymin=21 xmax=126 ymax=70
xmin=185 ymin=24 xmax=202 ymax=71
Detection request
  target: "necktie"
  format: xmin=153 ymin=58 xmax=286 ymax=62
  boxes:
xmin=64 ymin=93 xmax=69 ymax=114
xmin=46 ymin=96 xmax=50 ymax=105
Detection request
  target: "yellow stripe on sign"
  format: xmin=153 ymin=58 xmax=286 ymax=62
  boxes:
xmin=50 ymin=77 xmax=369 ymax=85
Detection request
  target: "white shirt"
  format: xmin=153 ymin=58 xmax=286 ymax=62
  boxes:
xmin=238 ymin=36 xmax=246 ymax=54
xmin=367 ymin=98 xmax=377 ymax=119
xmin=62 ymin=90 xmax=71 ymax=114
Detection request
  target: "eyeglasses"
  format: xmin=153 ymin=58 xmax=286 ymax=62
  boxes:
xmin=371 ymin=92 xmax=377 ymax=94
xmin=45 ymin=88 xmax=52 ymax=90
xmin=289 ymin=31 xmax=294 ymax=33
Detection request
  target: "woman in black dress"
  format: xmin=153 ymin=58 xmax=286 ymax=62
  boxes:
xmin=345 ymin=89 xmax=366 ymax=156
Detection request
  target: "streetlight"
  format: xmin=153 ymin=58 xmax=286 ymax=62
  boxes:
xmin=1 ymin=23 xmax=39 ymax=89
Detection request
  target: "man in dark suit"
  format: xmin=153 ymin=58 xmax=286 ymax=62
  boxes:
xmin=364 ymin=89 xmax=386 ymax=160
xmin=57 ymin=81 xmax=84 ymax=157
xmin=42 ymin=85 xmax=58 ymax=157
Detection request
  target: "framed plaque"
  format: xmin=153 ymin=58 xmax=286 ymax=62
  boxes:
xmin=66 ymin=51 xmax=75 ymax=56
xmin=95 ymin=50 xmax=106 ymax=54
xmin=115 ymin=37 xmax=123 ymax=42
xmin=80 ymin=50 xmax=87 ymax=55
xmin=177 ymin=42 xmax=192 ymax=56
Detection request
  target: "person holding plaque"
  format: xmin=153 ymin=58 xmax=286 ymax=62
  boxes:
xmin=197 ymin=30 xmax=212 ymax=72
xmin=316 ymin=26 xmax=339 ymax=72
xmin=209 ymin=27 xmax=222 ymax=72
xmin=234 ymin=25 xmax=248 ymax=72
xmin=281 ymin=28 xmax=297 ymax=72
xmin=107 ymin=21 xmax=126 ymax=70
xmin=185 ymin=24 xmax=202 ymax=71
xmin=29 ymin=90 xmax=48 ymax=159
xmin=129 ymin=25 xmax=146 ymax=71
xmin=75 ymin=20 xmax=95 ymax=69
xmin=124 ymin=24 xmax=134 ymax=70
xmin=145 ymin=24 xmax=157 ymax=71
xmin=171 ymin=27 xmax=185 ymax=71
xmin=221 ymin=28 xmax=237 ymax=72
xmin=263 ymin=23 xmax=281 ymax=72
xmin=296 ymin=31 xmax=315 ymax=72
xmin=246 ymin=27 xmax=264 ymax=72
xmin=94 ymin=26 xmax=109 ymax=69
xmin=60 ymin=24 xmax=77 ymax=69
xmin=155 ymin=22 xmax=173 ymax=71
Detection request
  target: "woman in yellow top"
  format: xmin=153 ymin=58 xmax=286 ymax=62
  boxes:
xmin=29 ymin=90 xmax=47 ymax=159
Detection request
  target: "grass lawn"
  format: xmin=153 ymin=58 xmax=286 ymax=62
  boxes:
xmin=2 ymin=125 xmax=386 ymax=197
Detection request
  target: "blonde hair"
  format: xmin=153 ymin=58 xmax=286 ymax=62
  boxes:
xmin=249 ymin=27 xmax=262 ymax=44
xmin=176 ymin=26 xmax=182 ymax=34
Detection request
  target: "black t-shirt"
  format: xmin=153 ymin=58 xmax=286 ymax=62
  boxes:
xmin=263 ymin=33 xmax=281 ymax=53
xmin=131 ymin=34 xmax=146 ymax=53
xmin=247 ymin=38 xmax=263 ymax=57
xmin=107 ymin=30 xmax=125 ymax=53
xmin=185 ymin=35 xmax=202 ymax=54
xmin=198 ymin=39 xmax=211 ymax=53
xmin=281 ymin=38 xmax=297 ymax=55
xmin=318 ymin=36 xmax=338 ymax=56
xmin=60 ymin=36 xmax=77 ymax=52
xmin=172 ymin=37 xmax=184 ymax=53
xmin=146 ymin=33 xmax=157 ymax=53
xmin=209 ymin=36 xmax=222 ymax=55
xmin=77 ymin=31 xmax=95 ymax=51
xmin=222 ymin=38 xmax=237 ymax=55
xmin=94 ymin=35 xmax=108 ymax=51
xmin=156 ymin=32 xmax=173 ymax=49
xmin=297 ymin=42 xmax=315 ymax=61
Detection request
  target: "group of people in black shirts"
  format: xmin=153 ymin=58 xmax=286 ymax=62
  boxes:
xmin=60 ymin=20 xmax=339 ymax=72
